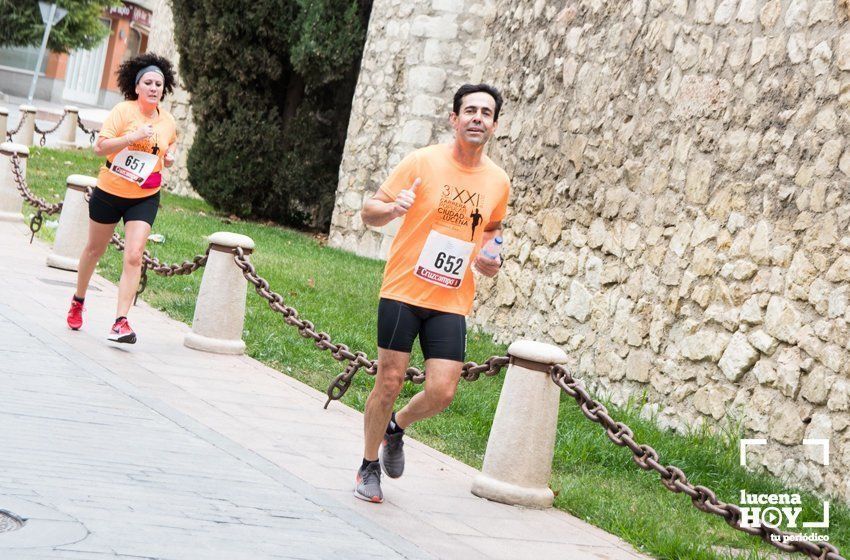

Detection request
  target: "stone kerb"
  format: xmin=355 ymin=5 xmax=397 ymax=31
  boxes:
xmin=0 ymin=143 xmax=29 ymax=223
xmin=0 ymin=107 xmax=7 ymax=140
xmin=184 ymin=232 xmax=255 ymax=355
xmin=17 ymin=105 xmax=36 ymax=147
xmin=471 ymin=339 xmax=567 ymax=508
xmin=58 ymin=107 xmax=79 ymax=149
xmin=46 ymin=175 xmax=97 ymax=271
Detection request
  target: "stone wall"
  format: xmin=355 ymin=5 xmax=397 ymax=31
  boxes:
xmin=331 ymin=0 xmax=850 ymax=500
xmin=328 ymin=0 xmax=497 ymax=258
xmin=147 ymin=0 xmax=198 ymax=198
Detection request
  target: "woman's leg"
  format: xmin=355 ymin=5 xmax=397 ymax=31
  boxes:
xmin=75 ymin=220 xmax=119 ymax=299
xmin=115 ymin=220 xmax=151 ymax=319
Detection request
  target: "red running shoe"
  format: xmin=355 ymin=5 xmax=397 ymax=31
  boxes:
xmin=107 ymin=317 xmax=136 ymax=344
xmin=67 ymin=299 xmax=84 ymax=330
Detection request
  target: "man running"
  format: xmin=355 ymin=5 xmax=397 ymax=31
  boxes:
xmin=355 ymin=83 xmax=511 ymax=503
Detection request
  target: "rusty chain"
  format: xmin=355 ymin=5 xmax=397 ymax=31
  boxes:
xmin=549 ymin=364 xmax=844 ymax=560
xmin=9 ymin=151 xmax=208 ymax=285
xmin=5 ymin=114 xmax=25 ymax=140
xmin=77 ymin=120 xmax=99 ymax=145
xmin=10 ymin=137 xmax=839 ymax=560
xmin=78 ymin=187 xmax=210 ymax=283
xmin=10 ymin=151 xmax=62 ymax=241
xmin=231 ymin=247 xmax=509 ymax=407
xmin=33 ymin=111 xmax=67 ymax=146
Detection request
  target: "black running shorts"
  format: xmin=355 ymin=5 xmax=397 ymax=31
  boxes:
xmin=377 ymin=298 xmax=466 ymax=362
xmin=89 ymin=187 xmax=160 ymax=225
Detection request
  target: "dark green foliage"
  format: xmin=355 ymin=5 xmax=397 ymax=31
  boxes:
xmin=0 ymin=0 xmax=114 ymax=53
xmin=172 ymin=0 xmax=371 ymax=230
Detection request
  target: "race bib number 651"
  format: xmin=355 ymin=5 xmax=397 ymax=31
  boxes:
xmin=414 ymin=230 xmax=474 ymax=288
xmin=108 ymin=148 xmax=158 ymax=185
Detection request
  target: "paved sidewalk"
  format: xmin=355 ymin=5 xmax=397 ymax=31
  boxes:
xmin=0 ymin=218 xmax=652 ymax=560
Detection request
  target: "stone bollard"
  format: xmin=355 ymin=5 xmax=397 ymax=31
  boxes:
xmin=17 ymin=105 xmax=36 ymax=146
xmin=0 ymin=143 xmax=29 ymax=223
xmin=0 ymin=107 xmax=7 ymax=140
xmin=184 ymin=232 xmax=255 ymax=355
xmin=471 ymin=340 xmax=568 ymax=508
xmin=46 ymin=175 xmax=96 ymax=271
xmin=57 ymin=107 xmax=79 ymax=149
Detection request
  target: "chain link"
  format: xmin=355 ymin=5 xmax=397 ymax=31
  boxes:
xmin=9 ymin=151 xmax=63 ymax=241
xmin=12 ymin=145 xmax=837 ymax=559
xmin=549 ymin=364 xmax=845 ymax=560
xmin=77 ymin=120 xmax=99 ymax=145
xmin=231 ymin=247 xmax=509 ymax=407
xmin=5 ymin=115 xmax=25 ymax=140
xmin=85 ymin=185 xmax=210 ymax=279
xmin=9 ymin=155 xmax=209 ymax=278
xmin=33 ymin=111 xmax=67 ymax=146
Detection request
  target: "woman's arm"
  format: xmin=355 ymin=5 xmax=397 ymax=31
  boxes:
xmin=93 ymin=125 xmax=153 ymax=157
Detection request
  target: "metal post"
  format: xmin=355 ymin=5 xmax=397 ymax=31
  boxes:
xmin=27 ymin=2 xmax=68 ymax=102
xmin=27 ymin=3 xmax=56 ymax=102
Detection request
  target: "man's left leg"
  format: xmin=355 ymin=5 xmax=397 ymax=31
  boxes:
xmin=381 ymin=309 xmax=466 ymax=479
xmin=381 ymin=358 xmax=462 ymax=478
xmin=394 ymin=358 xmax=463 ymax=428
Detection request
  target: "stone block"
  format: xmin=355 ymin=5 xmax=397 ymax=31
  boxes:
xmin=680 ymin=330 xmax=730 ymax=361
xmin=685 ymin=159 xmax=713 ymax=204
xmin=718 ymin=332 xmax=759 ymax=381
xmin=769 ymin=401 xmax=811 ymax=444
xmin=714 ymin=0 xmax=737 ymax=24
xmin=626 ymin=350 xmax=652 ymax=382
xmin=838 ymin=33 xmax=850 ymax=71
xmin=564 ymin=280 xmax=592 ymax=323
xmin=407 ymin=66 xmax=447 ymax=94
xmin=784 ymin=0 xmax=809 ymax=28
xmin=826 ymin=255 xmax=850 ymax=282
xmin=764 ymin=296 xmax=801 ymax=343
xmin=737 ymin=0 xmax=758 ymax=21
xmin=400 ymin=120 xmax=433 ymax=146
xmin=800 ymin=366 xmax=834 ymax=404
xmin=411 ymin=15 xmax=458 ymax=40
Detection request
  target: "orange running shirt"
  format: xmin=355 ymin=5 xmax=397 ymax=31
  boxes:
xmin=378 ymin=144 xmax=511 ymax=316
xmin=96 ymin=101 xmax=177 ymax=199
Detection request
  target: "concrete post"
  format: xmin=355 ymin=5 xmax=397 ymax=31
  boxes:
xmin=0 ymin=107 xmax=7 ymax=140
xmin=0 ymin=143 xmax=29 ymax=223
xmin=46 ymin=175 xmax=96 ymax=271
xmin=18 ymin=105 xmax=36 ymax=147
xmin=57 ymin=107 xmax=79 ymax=149
xmin=471 ymin=340 xmax=568 ymax=508
xmin=184 ymin=232 xmax=255 ymax=355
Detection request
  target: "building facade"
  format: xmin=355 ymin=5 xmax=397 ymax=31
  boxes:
xmin=0 ymin=0 xmax=153 ymax=107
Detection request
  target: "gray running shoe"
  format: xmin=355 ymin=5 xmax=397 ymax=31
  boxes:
xmin=379 ymin=431 xmax=405 ymax=478
xmin=354 ymin=462 xmax=383 ymax=503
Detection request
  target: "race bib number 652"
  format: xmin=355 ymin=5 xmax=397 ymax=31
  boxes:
xmin=414 ymin=230 xmax=474 ymax=288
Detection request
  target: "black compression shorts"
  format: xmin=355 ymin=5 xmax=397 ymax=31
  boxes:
xmin=377 ymin=298 xmax=466 ymax=362
xmin=89 ymin=187 xmax=160 ymax=225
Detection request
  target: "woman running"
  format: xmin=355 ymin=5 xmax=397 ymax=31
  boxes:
xmin=66 ymin=53 xmax=178 ymax=344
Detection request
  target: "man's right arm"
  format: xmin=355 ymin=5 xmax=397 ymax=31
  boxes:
xmin=361 ymin=178 xmax=420 ymax=228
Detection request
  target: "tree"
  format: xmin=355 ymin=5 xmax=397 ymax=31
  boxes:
xmin=0 ymin=0 xmax=114 ymax=52
xmin=171 ymin=0 xmax=371 ymax=230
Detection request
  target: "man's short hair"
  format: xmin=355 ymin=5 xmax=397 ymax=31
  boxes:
xmin=452 ymin=83 xmax=503 ymax=122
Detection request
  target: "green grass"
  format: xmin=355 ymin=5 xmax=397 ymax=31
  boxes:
xmin=24 ymin=147 xmax=850 ymax=560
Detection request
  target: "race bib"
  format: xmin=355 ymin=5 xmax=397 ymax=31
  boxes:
xmin=108 ymin=148 xmax=159 ymax=185
xmin=414 ymin=230 xmax=474 ymax=288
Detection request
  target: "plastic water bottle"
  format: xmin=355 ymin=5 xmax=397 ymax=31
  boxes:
xmin=480 ymin=236 xmax=503 ymax=260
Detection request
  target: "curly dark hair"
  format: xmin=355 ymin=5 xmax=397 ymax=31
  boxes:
xmin=116 ymin=53 xmax=176 ymax=101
